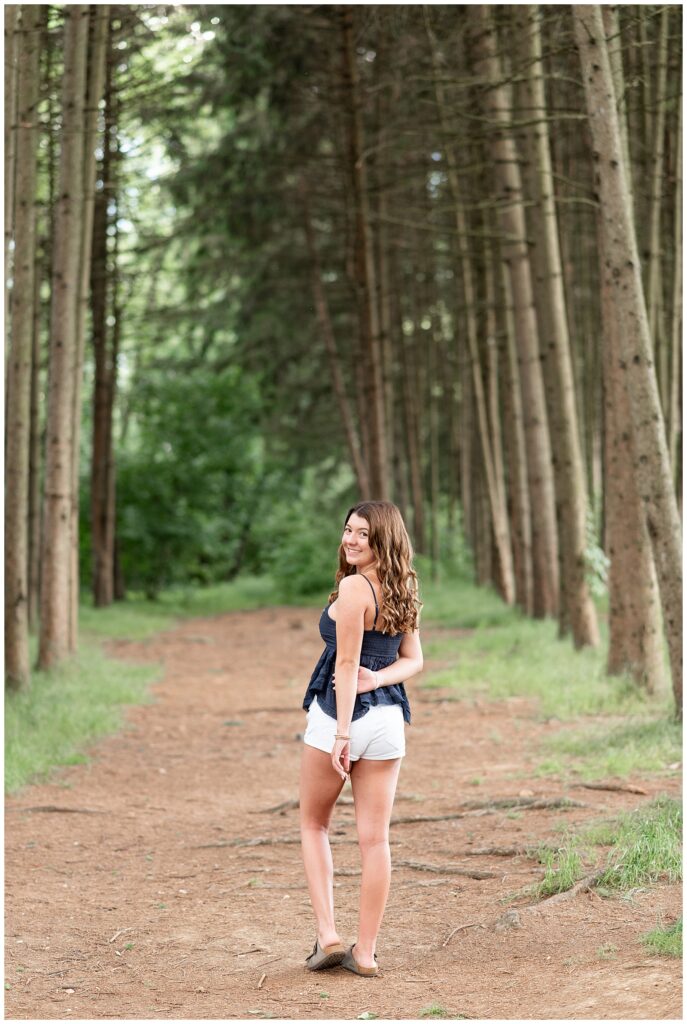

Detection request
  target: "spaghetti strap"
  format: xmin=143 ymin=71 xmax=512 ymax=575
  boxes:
xmin=360 ymin=573 xmax=379 ymax=626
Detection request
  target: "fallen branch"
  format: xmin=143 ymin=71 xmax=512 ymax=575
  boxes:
xmin=257 ymin=972 xmax=266 ymax=989
xmin=442 ymin=922 xmax=483 ymax=946
xmin=8 ymin=805 xmax=107 ymax=814
xmin=192 ymin=836 xmax=370 ymax=849
xmin=574 ymin=781 xmax=648 ymax=796
xmin=108 ymin=928 xmax=133 ymax=944
xmin=257 ymin=793 xmax=418 ymax=813
xmin=458 ymin=796 xmax=588 ymax=811
xmin=255 ymin=799 xmax=300 ymax=814
xmin=395 ymin=859 xmax=495 ymax=879
xmin=391 ymin=812 xmax=473 ymax=825
xmin=462 ymin=846 xmax=537 ymax=857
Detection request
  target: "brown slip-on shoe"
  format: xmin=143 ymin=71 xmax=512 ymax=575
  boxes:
xmin=341 ymin=944 xmax=379 ymax=977
xmin=305 ymin=938 xmax=346 ymax=971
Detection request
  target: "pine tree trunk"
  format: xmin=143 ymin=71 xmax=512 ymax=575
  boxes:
xmin=91 ymin=20 xmax=113 ymax=607
xmin=601 ymin=229 xmax=664 ymax=691
xmin=5 ymin=3 xmax=41 ymax=690
xmin=517 ymin=5 xmax=599 ymax=646
xmin=28 ymin=7 xmax=53 ymax=633
xmin=668 ymin=95 xmax=682 ymax=491
xmin=428 ymin=312 xmax=441 ymax=583
xmin=340 ymin=6 xmax=388 ymax=499
xmin=484 ymin=251 xmax=512 ymax=602
xmin=69 ymin=4 xmax=109 ymax=643
xmin=375 ymin=50 xmax=395 ymax=492
xmin=300 ymin=179 xmax=370 ymax=498
xmin=38 ymin=4 xmax=89 ymax=671
xmin=574 ymin=5 xmax=682 ymax=718
xmin=472 ymin=4 xmax=558 ymax=618
xmin=4 ymin=5 xmax=19 ymax=364
xmin=395 ymin=259 xmax=426 ymax=552
xmin=28 ymin=238 xmax=42 ymax=633
xmin=500 ymin=261 xmax=533 ymax=615
xmin=425 ymin=11 xmax=514 ymax=602
xmin=645 ymin=7 xmax=669 ymax=412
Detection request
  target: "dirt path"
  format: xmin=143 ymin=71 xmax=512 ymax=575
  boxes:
xmin=5 ymin=607 xmax=682 ymax=1020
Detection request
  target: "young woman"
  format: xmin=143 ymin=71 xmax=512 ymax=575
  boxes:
xmin=299 ymin=500 xmax=423 ymax=977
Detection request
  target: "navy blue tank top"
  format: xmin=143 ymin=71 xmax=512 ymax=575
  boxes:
xmin=302 ymin=575 xmax=411 ymax=724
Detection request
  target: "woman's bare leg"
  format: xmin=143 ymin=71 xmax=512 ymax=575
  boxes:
xmin=349 ymin=756 xmax=402 ymax=967
xmin=299 ymin=744 xmax=347 ymax=947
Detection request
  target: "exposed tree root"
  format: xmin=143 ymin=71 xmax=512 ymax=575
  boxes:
xmin=459 ymin=796 xmax=589 ymax=811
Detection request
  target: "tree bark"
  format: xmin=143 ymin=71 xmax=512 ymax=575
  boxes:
xmin=517 ymin=5 xmax=599 ymax=646
xmin=300 ymin=179 xmax=370 ymax=498
xmin=38 ymin=4 xmax=89 ymax=671
xmin=472 ymin=4 xmax=559 ymax=618
xmin=573 ymin=5 xmax=682 ymax=717
xmin=90 ymin=13 xmax=116 ymax=607
xmin=4 ymin=5 xmax=19 ymax=366
xmin=340 ymin=6 xmax=388 ymax=499
xmin=70 ymin=4 xmax=109 ymax=641
xmin=5 ymin=3 xmax=41 ymax=690
xmin=668 ymin=94 xmax=681 ymax=491
xmin=645 ymin=7 xmax=669 ymax=412
xmin=500 ymin=261 xmax=533 ymax=615
xmin=425 ymin=10 xmax=515 ymax=603
xmin=601 ymin=229 xmax=664 ymax=691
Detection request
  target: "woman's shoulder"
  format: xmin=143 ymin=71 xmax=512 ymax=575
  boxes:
xmin=337 ymin=574 xmax=373 ymax=596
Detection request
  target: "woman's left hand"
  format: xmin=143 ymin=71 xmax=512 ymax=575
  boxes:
xmin=332 ymin=668 xmax=379 ymax=693
xmin=356 ymin=666 xmax=378 ymax=693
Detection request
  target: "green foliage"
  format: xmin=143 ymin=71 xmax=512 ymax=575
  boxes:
xmin=419 ymin=581 xmax=671 ymax=724
xmin=538 ymin=716 xmax=682 ymax=780
xmin=528 ymin=797 xmax=682 ymax=900
xmin=584 ymin=504 xmax=610 ymax=598
xmin=534 ymin=846 xmax=585 ymax=897
xmin=419 ymin=1006 xmax=467 ymax=1020
xmin=595 ymin=796 xmax=682 ymax=891
xmin=5 ymin=638 xmax=158 ymax=794
xmin=419 ymin=572 xmax=517 ymax=630
xmin=92 ymin=366 xmax=266 ymax=597
xmin=250 ymin=463 xmax=356 ymax=599
xmin=641 ymin=917 xmax=682 ymax=957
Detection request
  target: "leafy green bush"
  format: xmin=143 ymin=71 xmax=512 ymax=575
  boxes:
xmin=254 ymin=465 xmax=354 ymax=599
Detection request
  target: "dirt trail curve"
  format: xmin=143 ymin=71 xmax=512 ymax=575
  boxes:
xmin=5 ymin=606 xmax=682 ymax=1020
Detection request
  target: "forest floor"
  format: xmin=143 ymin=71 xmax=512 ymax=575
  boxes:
xmin=5 ymin=606 xmax=682 ymax=1021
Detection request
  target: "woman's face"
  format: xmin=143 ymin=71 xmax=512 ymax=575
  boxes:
xmin=342 ymin=513 xmax=376 ymax=572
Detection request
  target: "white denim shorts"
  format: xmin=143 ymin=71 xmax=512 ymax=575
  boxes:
xmin=304 ymin=695 xmax=406 ymax=761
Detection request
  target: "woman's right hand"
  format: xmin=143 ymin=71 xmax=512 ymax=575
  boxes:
xmin=331 ymin=737 xmax=350 ymax=782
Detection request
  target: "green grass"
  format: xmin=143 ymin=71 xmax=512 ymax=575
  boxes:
xmin=79 ymin=573 xmax=282 ymax=642
xmin=419 ymin=1006 xmax=468 ymax=1020
xmin=419 ymin=573 xmax=517 ymax=630
xmin=5 ymin=637 xmax=159 ymax=794
xmin=537 ymin=716 xmax=682 ymax=781
xmin=421 ymin=610 xmax=671 ymax=719
xmin=641 ymin=917 xmax=682 ymax=957
xmin=535 ymin=846 xmax=585 ymax=897
xmin=417 ymin=574 xmax=679 ymax=780
xmin=527 ymin=796 xmax=682 ymax=900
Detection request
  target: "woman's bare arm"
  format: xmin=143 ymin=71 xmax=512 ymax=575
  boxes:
xmin=331 ymin=575 xmax=370 ymax=733
xmin=377 ymin=629 xmax=423 ymax=686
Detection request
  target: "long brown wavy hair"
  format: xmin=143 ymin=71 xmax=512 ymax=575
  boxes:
xmin=327 ymin=501 xmax=423 ymax=635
